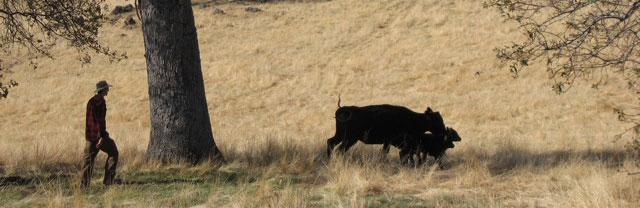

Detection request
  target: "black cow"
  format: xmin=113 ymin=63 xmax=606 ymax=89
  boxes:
xmin=326 ymin=104 xmax=446 ymax=163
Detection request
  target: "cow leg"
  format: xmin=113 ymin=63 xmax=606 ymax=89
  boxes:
xmin=381 ymin=142 xmax=391 ymax=158
xmin=433 ymin=153 xmax=446 ymax=169
xmin=336 ymin=137 xmax=358 ymax=154
xmin=415 ymin=135 xmax=428 ymax=166
xmin=399 ymin=148 xmax=412 ymax=165
xmin=417 ymin=151 xmax=426 ymax=165
xmin=416 ymin=145 xmax=427 ymax=165
xmin=326 ymin=136 xmax=342 ymax=158
xmin=408 ymin=148 xmax=417 ymax=166
xmin=405 ymin=135 xmax=419 ymax=166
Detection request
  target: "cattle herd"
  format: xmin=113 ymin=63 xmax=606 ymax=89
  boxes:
xmin=326 ymin=100 xmax=461 ymax=167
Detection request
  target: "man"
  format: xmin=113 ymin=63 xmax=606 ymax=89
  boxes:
xmin=81 ymin=80 xmax=119 ymax=187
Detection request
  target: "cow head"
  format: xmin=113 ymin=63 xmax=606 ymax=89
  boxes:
xmin=444 ymin=127 xmax=461 ymax=148
xmin=424 ymin=107 xmax=445 ymax=135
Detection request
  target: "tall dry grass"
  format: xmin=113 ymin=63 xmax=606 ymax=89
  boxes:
xmin=1 ymin=0 xmax=639 ymax=207
xmin=1 ymin=137 xmax=638 ymax=206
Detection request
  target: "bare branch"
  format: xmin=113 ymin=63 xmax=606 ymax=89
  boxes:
xmin=0 ymin=0 xmax=126 ymax=99
xmin=486 ymin=0 xmax=640 ymax=151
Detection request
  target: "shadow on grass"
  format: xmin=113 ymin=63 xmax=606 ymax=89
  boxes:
xmin=0 ymin=174 xmax=72 ymax=187
xmin=122 ymin=178 xmax=209 ymax=185
xmin=363 ymin=193 xmax=492 ymax=208
xmin=0 ymin=168 xmax=253 ymax=188
xmin=454 ymin=146 xmax=628 ymax=175
xmin=122 ymin=168 xmax=255 ymax=186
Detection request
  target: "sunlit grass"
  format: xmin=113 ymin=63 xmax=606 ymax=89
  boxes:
xmin=1 ymin=0 xmax=638 ymax=207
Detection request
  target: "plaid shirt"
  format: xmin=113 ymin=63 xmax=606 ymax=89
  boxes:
xmin=85 ymin=94 xmax=108 ymax=142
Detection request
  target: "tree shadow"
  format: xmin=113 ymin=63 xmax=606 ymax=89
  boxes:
xmin=121 ymin=178 xmax=209 ymax=185
xmin=121 ymin=169 xmax=253 ymax=186
xmin=460 ymin=146 xmax=628 ymax=175
xmin=0 ymin=176 xmax=33 ymax=186
xmin=0 ymin=174 xmax=72 ymax=187
xmin=1 ymin=169 xmax=251 ymax=187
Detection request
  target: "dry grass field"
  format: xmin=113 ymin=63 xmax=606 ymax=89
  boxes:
xmin=1 ymin=0 xmax=639 ymax=207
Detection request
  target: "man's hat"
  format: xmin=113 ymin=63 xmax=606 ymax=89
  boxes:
xmin=95 ymin=80 xmax=112 ymax=92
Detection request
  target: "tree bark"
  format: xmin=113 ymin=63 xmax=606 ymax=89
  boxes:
xmin=139 ymin=0 xmax=224 ymax=164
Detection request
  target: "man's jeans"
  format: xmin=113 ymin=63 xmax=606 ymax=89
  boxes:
xmin=80 ymin=137 xmax=118 ymax=187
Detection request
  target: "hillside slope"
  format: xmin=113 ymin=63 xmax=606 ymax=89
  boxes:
xmin=1 ymin=0 xmax=638 ymax=207
xmin=1 ymin=0 xmax=633 ymax=154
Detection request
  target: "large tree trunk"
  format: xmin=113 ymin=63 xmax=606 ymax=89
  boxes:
xmin=139 ymin=0 xmax=224 ymax=164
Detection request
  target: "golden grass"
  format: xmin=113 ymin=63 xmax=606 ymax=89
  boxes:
xmin=1 ymin=0 xmax=639 ymax=207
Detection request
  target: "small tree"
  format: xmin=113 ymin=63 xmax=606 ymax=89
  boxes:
xmin=485 ymin=0 xmax=640 ymax=162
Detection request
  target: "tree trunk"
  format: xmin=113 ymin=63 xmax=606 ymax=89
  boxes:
xmin=139 ymin=0 xmax=224 ymax=164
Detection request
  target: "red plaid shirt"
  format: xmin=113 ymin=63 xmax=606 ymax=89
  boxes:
xmin=85 ymin=94 xmax=108 ymax=142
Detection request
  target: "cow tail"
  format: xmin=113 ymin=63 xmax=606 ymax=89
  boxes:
xmin=337 ymin=94 xmax=342 ymax=108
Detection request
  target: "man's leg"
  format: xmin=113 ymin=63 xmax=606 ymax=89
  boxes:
xmin=100 ymin=137 xmax=119 ymax=185
xmin=80 ymin=141 xmax=99 ymax=187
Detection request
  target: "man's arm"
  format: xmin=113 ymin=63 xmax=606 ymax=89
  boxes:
xmin=94 ymin=101 xmax=109 ymax=139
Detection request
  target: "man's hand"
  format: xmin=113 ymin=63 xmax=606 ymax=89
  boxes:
xmin=96 ymin=138 xmax=104 ymax=149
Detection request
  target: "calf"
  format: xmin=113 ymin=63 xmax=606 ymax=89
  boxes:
xmin=413 ymin=127 xmax=462 ymax=166
xmin=326 ymin=103 xmax=446 ymax=163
